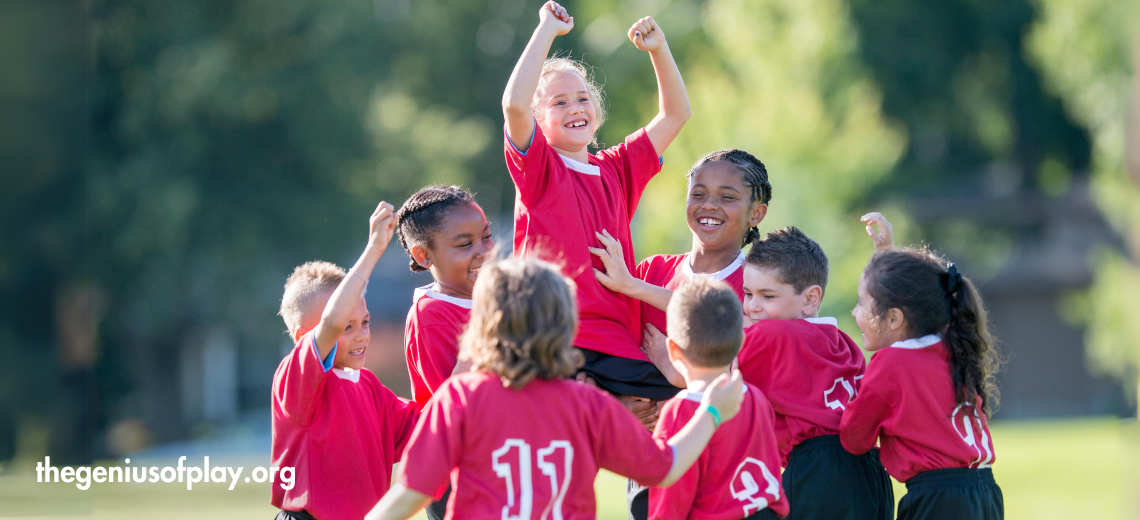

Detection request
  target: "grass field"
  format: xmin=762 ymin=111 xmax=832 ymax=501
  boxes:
xmin=0 ymin=418 xmax=1133 ymax=519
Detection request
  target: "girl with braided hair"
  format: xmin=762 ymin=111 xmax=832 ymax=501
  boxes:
xmin=842 ymin=248 xmax=1004 ymax=520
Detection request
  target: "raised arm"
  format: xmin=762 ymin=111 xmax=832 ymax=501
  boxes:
xmin=313 ymin=201 xmax=396 ymax=358
xmin=628 ymin=17 xmax=691 ymax=155
xmin=502 ymin=1 xmax=573 ymax=152
xmin=861 ymin=212 xmax=895 ymax=251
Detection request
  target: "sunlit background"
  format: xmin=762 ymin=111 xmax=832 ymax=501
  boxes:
xmin=3 ymin=0 xmax=1139 ymax=517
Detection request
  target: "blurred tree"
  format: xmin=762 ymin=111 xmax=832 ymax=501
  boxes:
xmin=1026 ymin=0 xmax=1140 ymax=405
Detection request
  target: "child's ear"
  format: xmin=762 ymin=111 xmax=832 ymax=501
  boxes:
xmin=886 ymin=308 xmax=906 ymax=333
xmin=749 ymin=203 xmax=768 ymax=227
xmin=411 ymin=244 xmax=432 ymax=269
xmin=802 ymin=285 xmax=823 ymax=317
xmin=666 ymin=338 xmax=682 ymax=363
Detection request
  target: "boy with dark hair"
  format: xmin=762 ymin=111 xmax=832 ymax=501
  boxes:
xmin=647 ymin=277 xmax=789 ymax=520
xmin=271 ymin=202 xmax=420 ymax=520
xmin=733 ymin=225 xmax=894 ymax=520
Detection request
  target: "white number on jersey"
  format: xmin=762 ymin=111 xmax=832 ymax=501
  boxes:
xmin=730 ymin=458 xmax=781 ymax=516
xmin=492 ymin=439 xmax=574 ymax=520
xmin=823 ymin=376 xmax=859 ymax=411
xmin=951 ymin=403 xmax=994 ymax=469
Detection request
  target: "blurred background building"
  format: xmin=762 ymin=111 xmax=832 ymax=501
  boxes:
xmin=2 ymin=0 xmax=1137 ymax=473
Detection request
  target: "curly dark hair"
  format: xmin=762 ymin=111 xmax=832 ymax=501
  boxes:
xmin=863 ymin=248 xmax=1001 ymax=417
xmin=687 ymin=149 xmax=773 ymax=248
xmin=394 ymin=185 xmax=477 ymax=272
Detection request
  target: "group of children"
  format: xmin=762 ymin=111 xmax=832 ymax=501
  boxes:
xmin=269 ymin=2 xmax=1005 ymax=519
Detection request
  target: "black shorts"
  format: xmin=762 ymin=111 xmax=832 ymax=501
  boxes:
xmin=783 ymin=435 xmax=893 ymax=520
xmin=424 ymin=485 xmax=451 ymax=520
xmin=627 ymin=479 xmax=780 ymax=520
xmin=274 ymin=510 xmax=317 ymax=520
xmin=898 ymin=467 xmax=1003 ymax=520
xmin=577 ymin=348 xmax=682 ymax=399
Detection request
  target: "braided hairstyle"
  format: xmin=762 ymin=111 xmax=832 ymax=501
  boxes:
xmin=395 ymin=185 xmax=477 ymax=272
xmin=863 ymin=248 xmax=1001 ymax=417
xmin=687 ymin=149 xmax=773 ymax=248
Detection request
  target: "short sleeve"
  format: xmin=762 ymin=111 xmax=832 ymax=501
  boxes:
xmin=397 ymin=382 xmax=465 ymax=500
xmin=647 ymin=400 xmax=699 ymax=520
xmin=839 ymin=357 xmax=893 ymax=456
xmin=410 ymin=325 xmax=461 ymax=400
xmin=591 ymin=389 xmax=674 ymax=486
xmin=504 ymin=122 xmax=554 ymax=206
xmin=593 ymin=128 xmax=663 ymax=216
xmin=272 ymin=331 xmax=331 ymax=425
xmin=387 ymin=393 xmax=421 ymax=457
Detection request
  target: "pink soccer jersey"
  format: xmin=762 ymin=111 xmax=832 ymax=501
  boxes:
xmin=840 ymin=336 xmax=997 ymax=482
xmin=397 ymin=372 xmax=675 ymax=520
xmin=504 ymin=124 xmax=663 ymax=361
xmin=271 ymin=330 xmax=419 ymax=520
xmin=649 ymin=383 xmax=789 ymax=520
xmin=636 ymin=252 xmax=746 ymax=335
xmin=737 ymin=318 xmax=867 ymax=466
xmin=404 ymin=285 xmax=472 ymax=408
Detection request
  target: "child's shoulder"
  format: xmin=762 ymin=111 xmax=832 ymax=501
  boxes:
xmin=637 ymin=253 xmax=687 ymax=276
xmin=412 ymin=285 xmax=473 ymax=313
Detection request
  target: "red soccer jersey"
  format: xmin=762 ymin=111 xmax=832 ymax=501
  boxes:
xmin=649 ymin=384 xmax=790 ymax=520
xmin=404 ymin=285 xmax=472 ymax=408
xmin=397 ymin=372 xmax=675 ymax=520
xmin=271 ymin=330 xmax=420 ymax=520
xmin=504 ymin=125 xmax=663 ymax=361
xmin=737 ymin=318 xmax=867 ymax=466
xmin=636 ymin=252 xmax=746 ymax=335
xmin=840 ymin=336 xmax=997 ymax=482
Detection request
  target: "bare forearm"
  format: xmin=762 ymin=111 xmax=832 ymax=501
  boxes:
xmin=503 ymin=26 xmax=558 ymax=144
xmin=627 ymin=279 xmax=673 ymax=312
xmin=659 ymin=411 xmax=717 ymax=486
xmin=644 ymin=43 xmax=690 ymax=154
xmin=364 ymin=484 xmax=432 ymax=520
xmin=314 ymin=244 xmax=382 ymax=355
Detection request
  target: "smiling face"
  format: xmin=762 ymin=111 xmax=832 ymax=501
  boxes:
xmin=852 ymin=271 xmax=906 ymax=352
xmin=294 ymin=291 xmax=370 ymax=370
xmin=413 ymin=201 xmax=493 ymax=299
xmin=687 ymin=161 xmax=767 ymax=251
xmin=534 ymin=70 xmax=596 ymax=153
xmin=742 ymin=264 xmax=821 ymax=321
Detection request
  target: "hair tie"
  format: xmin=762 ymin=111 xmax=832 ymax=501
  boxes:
xmin=945 ymin=263 xmax=962 ymax=297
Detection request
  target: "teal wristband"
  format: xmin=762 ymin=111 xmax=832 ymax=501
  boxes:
xmin=701 ymin=404 xmax=722 ymax=428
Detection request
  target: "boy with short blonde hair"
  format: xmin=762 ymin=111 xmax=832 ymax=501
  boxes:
xmin=271 ymin=202 xmax=419 ymax=520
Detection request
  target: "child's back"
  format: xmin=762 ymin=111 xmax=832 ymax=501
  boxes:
xmin=650 ymin=383 xmax=789 ymax=520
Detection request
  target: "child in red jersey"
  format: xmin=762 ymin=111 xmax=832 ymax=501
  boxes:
xmin=731 ymin=226 xmax=893 ymax=520
xmin=648 ymin=277 xmax=789 ymax=520
xmin=842 ymin=247 xmax=1003 ymax=520
xmin=364 ymin=258 xmax=745 ymax=520
xmin=271 ymin=202 xmax=419 ymax=520
xmin=501 ymin=0 xmax=692 ymax=417
xmin=394 ymin=185 xmax=493 ymax=520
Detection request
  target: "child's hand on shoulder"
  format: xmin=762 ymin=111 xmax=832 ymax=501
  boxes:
xmin=538 ymin=1 xmax=573 ymax=36
xmin=628 ymin=16 xmax=666 ymax=52
xmin=861 ymin=212 xmax=894 ymax=251
xmin=702 ymin=368 xmax=744 ymax=423
xmin=369 ymin=201 xmax=397 ymax=250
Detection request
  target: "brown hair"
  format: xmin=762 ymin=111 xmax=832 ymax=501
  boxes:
xmin=532 ymin=57 xmax=606 ymax=147
xmin=459 ymin=258 xmax=583 ymax=389
xmin=863 ymin=248 xmax=1001 ymax=417
xmin=688 ymin=149 xmax=773 ymax=248
xmin=745 ymin=226 xmax=829 ymax=295
xmin=666 ymin=277 xmax=744 ymax=368
xmin=279 ymin=261 xmax=345 ymax=336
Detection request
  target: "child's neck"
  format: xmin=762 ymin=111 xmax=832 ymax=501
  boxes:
xmin=689 ymin=239 xmax=741 ymax=274
xmin=683 ymin=364 xmax=732 ymax=393
xmin=552 ymin=143 xmax=590 ymax=165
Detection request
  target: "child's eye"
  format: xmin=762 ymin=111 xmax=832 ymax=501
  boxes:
xmin=764 ymin=295 xmax=776 ymax=300
xmin=579 ymin=97 xmax=589 ymax=103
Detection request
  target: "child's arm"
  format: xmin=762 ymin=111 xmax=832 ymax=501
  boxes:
xmin=364 ymin=484 xmax=431 ymax=520
xmin=589 ymin=230 xmax=673 ymax=311
xmin=502 ymin=1 xmax=573 ymax=152
xmin=642 ymin=324 xmax=686 ymax=388
xmin=628 ymin=17 xmax=691 ymax=155
xmin=658 ymin=369 xmax=744 ymax=486
xmin=861 ymin=212 xmax=894 ymax=251
xmin=313 ymin=201 xmax=396 ymax=358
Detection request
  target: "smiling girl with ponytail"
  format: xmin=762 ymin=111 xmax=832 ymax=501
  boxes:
xmin=841 ymin=248 xmax=1004 ymax=520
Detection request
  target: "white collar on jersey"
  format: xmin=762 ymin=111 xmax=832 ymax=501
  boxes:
xmin=559 ymin=154 xmax=601 ymax=176
xmin=681 ymin=250 xmax=746 ymax=281
xmin=413 ymin=284 xmax=473 ymax=309
xmin=890 ymin=334 xmax=942 ymax=350
xmin=332 ymin=367 xmax=361 ymax=383
xmin=677 ymin=384 xmax=749 ymax=403
xmin=804 ymin=317 xmax=838 ymax=327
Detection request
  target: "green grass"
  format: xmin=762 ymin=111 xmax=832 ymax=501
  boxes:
xmin=0 ymin=418 xmax=1132 ymax=519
